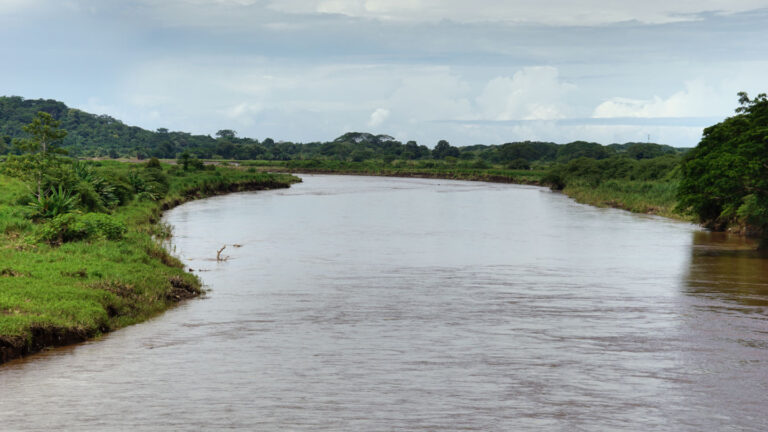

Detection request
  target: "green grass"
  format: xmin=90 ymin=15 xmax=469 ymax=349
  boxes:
xmin=0 ymin=163 xmax=298 ymax=360
xmin=243 ymin=159 xmax=547 ymax=185
xmin=562 ymin=179 xmax=686 ymax=219
xmin=243 ymin=158 xmax=685 ymax=220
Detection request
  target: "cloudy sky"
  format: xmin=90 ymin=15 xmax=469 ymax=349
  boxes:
xmin=1 ymin=0 xmax=767 ymax=147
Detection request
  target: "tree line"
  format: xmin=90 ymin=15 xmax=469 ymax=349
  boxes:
xmin=3 ymin=93 xmax=767 ymax=247
xmin=0 ymin=96 xmax=686 ymax=165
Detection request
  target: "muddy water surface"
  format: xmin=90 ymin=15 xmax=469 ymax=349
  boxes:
xmin=2 ymin=175 xmax=768 ymax=431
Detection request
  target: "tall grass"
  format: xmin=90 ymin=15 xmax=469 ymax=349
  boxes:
xmin=563 ymin=179 xmax=685 ymax=219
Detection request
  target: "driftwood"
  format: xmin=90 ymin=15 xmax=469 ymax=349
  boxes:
xmin=216 ymin=245 xmax=228 ymax=262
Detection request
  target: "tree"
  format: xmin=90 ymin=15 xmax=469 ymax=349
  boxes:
xmin=216 ymin=129 xmax=237 ymax=140
xmin=432 ymin=140 xmax=459 ymax=159
xmin=556 ymin=141 xmax=610 ymax=162
xmin=177 ymin=151 xmax=192 ymax=171
xmin=507 ymin=158 xmax=531 ymax=170
xmin=8 ymin=112 xmax=68 ymax=197
xmin=625 ymin=143 xmax=674 ymax=160
xmin=677 ymin=92 xmax=768 ymax=247
xmin=16 ymin=111 xmax=67 ymax=156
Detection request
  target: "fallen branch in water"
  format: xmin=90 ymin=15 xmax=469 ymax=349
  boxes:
xmin=216 ymin=245 xmax=228 ymax=262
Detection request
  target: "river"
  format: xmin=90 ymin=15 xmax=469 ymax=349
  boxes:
xmin=2 ymin=175 xmax=768 ymax=431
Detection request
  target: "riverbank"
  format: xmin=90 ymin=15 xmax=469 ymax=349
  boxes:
xmin=0 ymin=163 xmax=299 ymax=364
xmin=244 ymin=160 xmax=685 ymax=220
xmin=559 ymin=180 xmax=683 ymax=220
xmin=252 ymin=160 xmax=546 ymax=185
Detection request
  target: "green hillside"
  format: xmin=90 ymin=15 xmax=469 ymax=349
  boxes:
xmin=0 ymin=96 xmax=688 ymax=164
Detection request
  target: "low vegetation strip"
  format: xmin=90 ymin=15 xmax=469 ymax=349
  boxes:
xmin=0 ymin=156 xmax=298 ymax=364
xmin=245 ymin=159 xmax=682 ymax=219
xmin=250 ymin=159 xmax=547 ymax=185
xmin=561 ymin=180 xmax=682 ymax=219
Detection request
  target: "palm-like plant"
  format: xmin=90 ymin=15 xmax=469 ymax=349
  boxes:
xmin=73 ymin=160 xmax=95 ymax=182
xmin=73 ymin=160 xmax=118 ymax=208
xmin=127 ymin=169 xmax=161 ymax=200
xmin=28 ymin=186 xmax=78 ymax=219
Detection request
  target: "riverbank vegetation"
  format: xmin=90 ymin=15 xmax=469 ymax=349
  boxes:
xmin=3 ymin=92 xmax=768 ymax=248
xmin=0 ymin=113 xmax=299 ymax=363
xmin=0 ymin=97 xmax=687 ymax=163
xmin=1 ymin=92 xmax=767 ymax=361
xmin=0 ymin=96 xmax=690 ymax=219
xmin=677 ymin=92 xmax=768 ymax=247
xmin=240 ymin=153 xmax=683 ymax=218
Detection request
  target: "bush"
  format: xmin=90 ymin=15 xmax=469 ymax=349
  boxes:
xmin=28 ymin=186 xmax=78 ymax=219
xmin=145 ymin=157 xmax=162 ymax=169
xmin=74 ymin=180 xmax=107 ymax=213
xmin=127 ymin=168 xmax=169 ymax=200
xmin=38 ymin=212 xmax=127 ymax=244
xmin=506 ymin=158 xmax=530 ymax=170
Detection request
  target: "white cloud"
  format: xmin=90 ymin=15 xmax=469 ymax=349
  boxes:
xmin=0 ymin=0 xmax=41 ymax=14
xmin=107 ymin=57 xmax=753 ymax=147
xmin=593 ymin=80 xmax=732 ymax=118
xmin=383 ymin=68 xmax=473 ymax=123
xmin=224 ymin=102 xmax=264 ymax=127
xmin=367 ymin=108 xmax=390 ymax=126
xmin=266 ymin=0 xmax=767 ymax=25
xmin=476 ymin=67 xmax=576 ymax=121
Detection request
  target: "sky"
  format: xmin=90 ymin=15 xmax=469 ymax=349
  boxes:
xmin=1 ymin=0 xmax=767 ymax=147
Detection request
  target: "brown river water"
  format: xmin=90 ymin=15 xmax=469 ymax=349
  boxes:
xmin=2 ymin=175 xmax=768 ymax=431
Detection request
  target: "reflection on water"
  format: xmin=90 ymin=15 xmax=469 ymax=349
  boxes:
xmin=686 ymin=231 xmax=768 ymax=307
xmin=1 ymin=175 xmax=768 ymax=431
xmin=674 ymin=232 xmax=768 ymax=430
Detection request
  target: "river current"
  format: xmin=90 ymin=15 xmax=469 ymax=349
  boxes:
xmin=2 ymin=175 xmax=768 ymax=431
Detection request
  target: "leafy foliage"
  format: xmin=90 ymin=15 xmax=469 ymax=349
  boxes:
xmin=0 ymin=161 xmax=298 ymax=360
xmin=27 ymin=186 xmax=78 ymax=219
xmin=38 ymin=212 xmax=127 ymax=244
xmin=678 ymin=92 xmax=768 ymax=245
xmin=0 ymin=97 xmax=688 ymax=165
xmin=3 ymin=111 xmax=69 ymax=198
xmin=432 ymin=140 xmax=460 ymax=159
xmin=543 ymin=154 xmax=681 ymax=190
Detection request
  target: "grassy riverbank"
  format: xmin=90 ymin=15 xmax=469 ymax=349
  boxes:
xmin=246 ymin=159 xmax=547 ymax=185
xmin=561 ymin=180 xmax=682 ymax=219
xmin=243 ymin=159 xmax=685 ymax=219
xmin=0 ymin=161 xmax=299 ymax=364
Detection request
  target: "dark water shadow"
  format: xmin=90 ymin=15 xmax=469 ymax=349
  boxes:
xmin=684 ymin=231 xmax=768 ymax=308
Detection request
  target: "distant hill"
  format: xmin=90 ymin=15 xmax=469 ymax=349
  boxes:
xmin=0 ymin=96 xmax=220 ymax=159
xmin=0 ymin=96 xmax=689 ymax=163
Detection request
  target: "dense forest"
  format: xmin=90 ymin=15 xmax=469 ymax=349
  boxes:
xmin=0 ymin=96 xmax=687 ymax=165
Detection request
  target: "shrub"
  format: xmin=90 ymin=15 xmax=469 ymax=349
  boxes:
xmin=506 ymin=158 xmax=530 ymax=170
xmin=79 ymin=213 xmax=127 ymax=240
xmin=38 ymin=212 xmax=127 ymax=244
xmin=127 ymin=168 xmax=168 ymax=200
xmin=28 ymin=186 xmax=78 ymax=219
xmin=74 ymin=180 xmax=107 ymax=213
xmin=145 ymin=157 xmax=162 ymax=169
